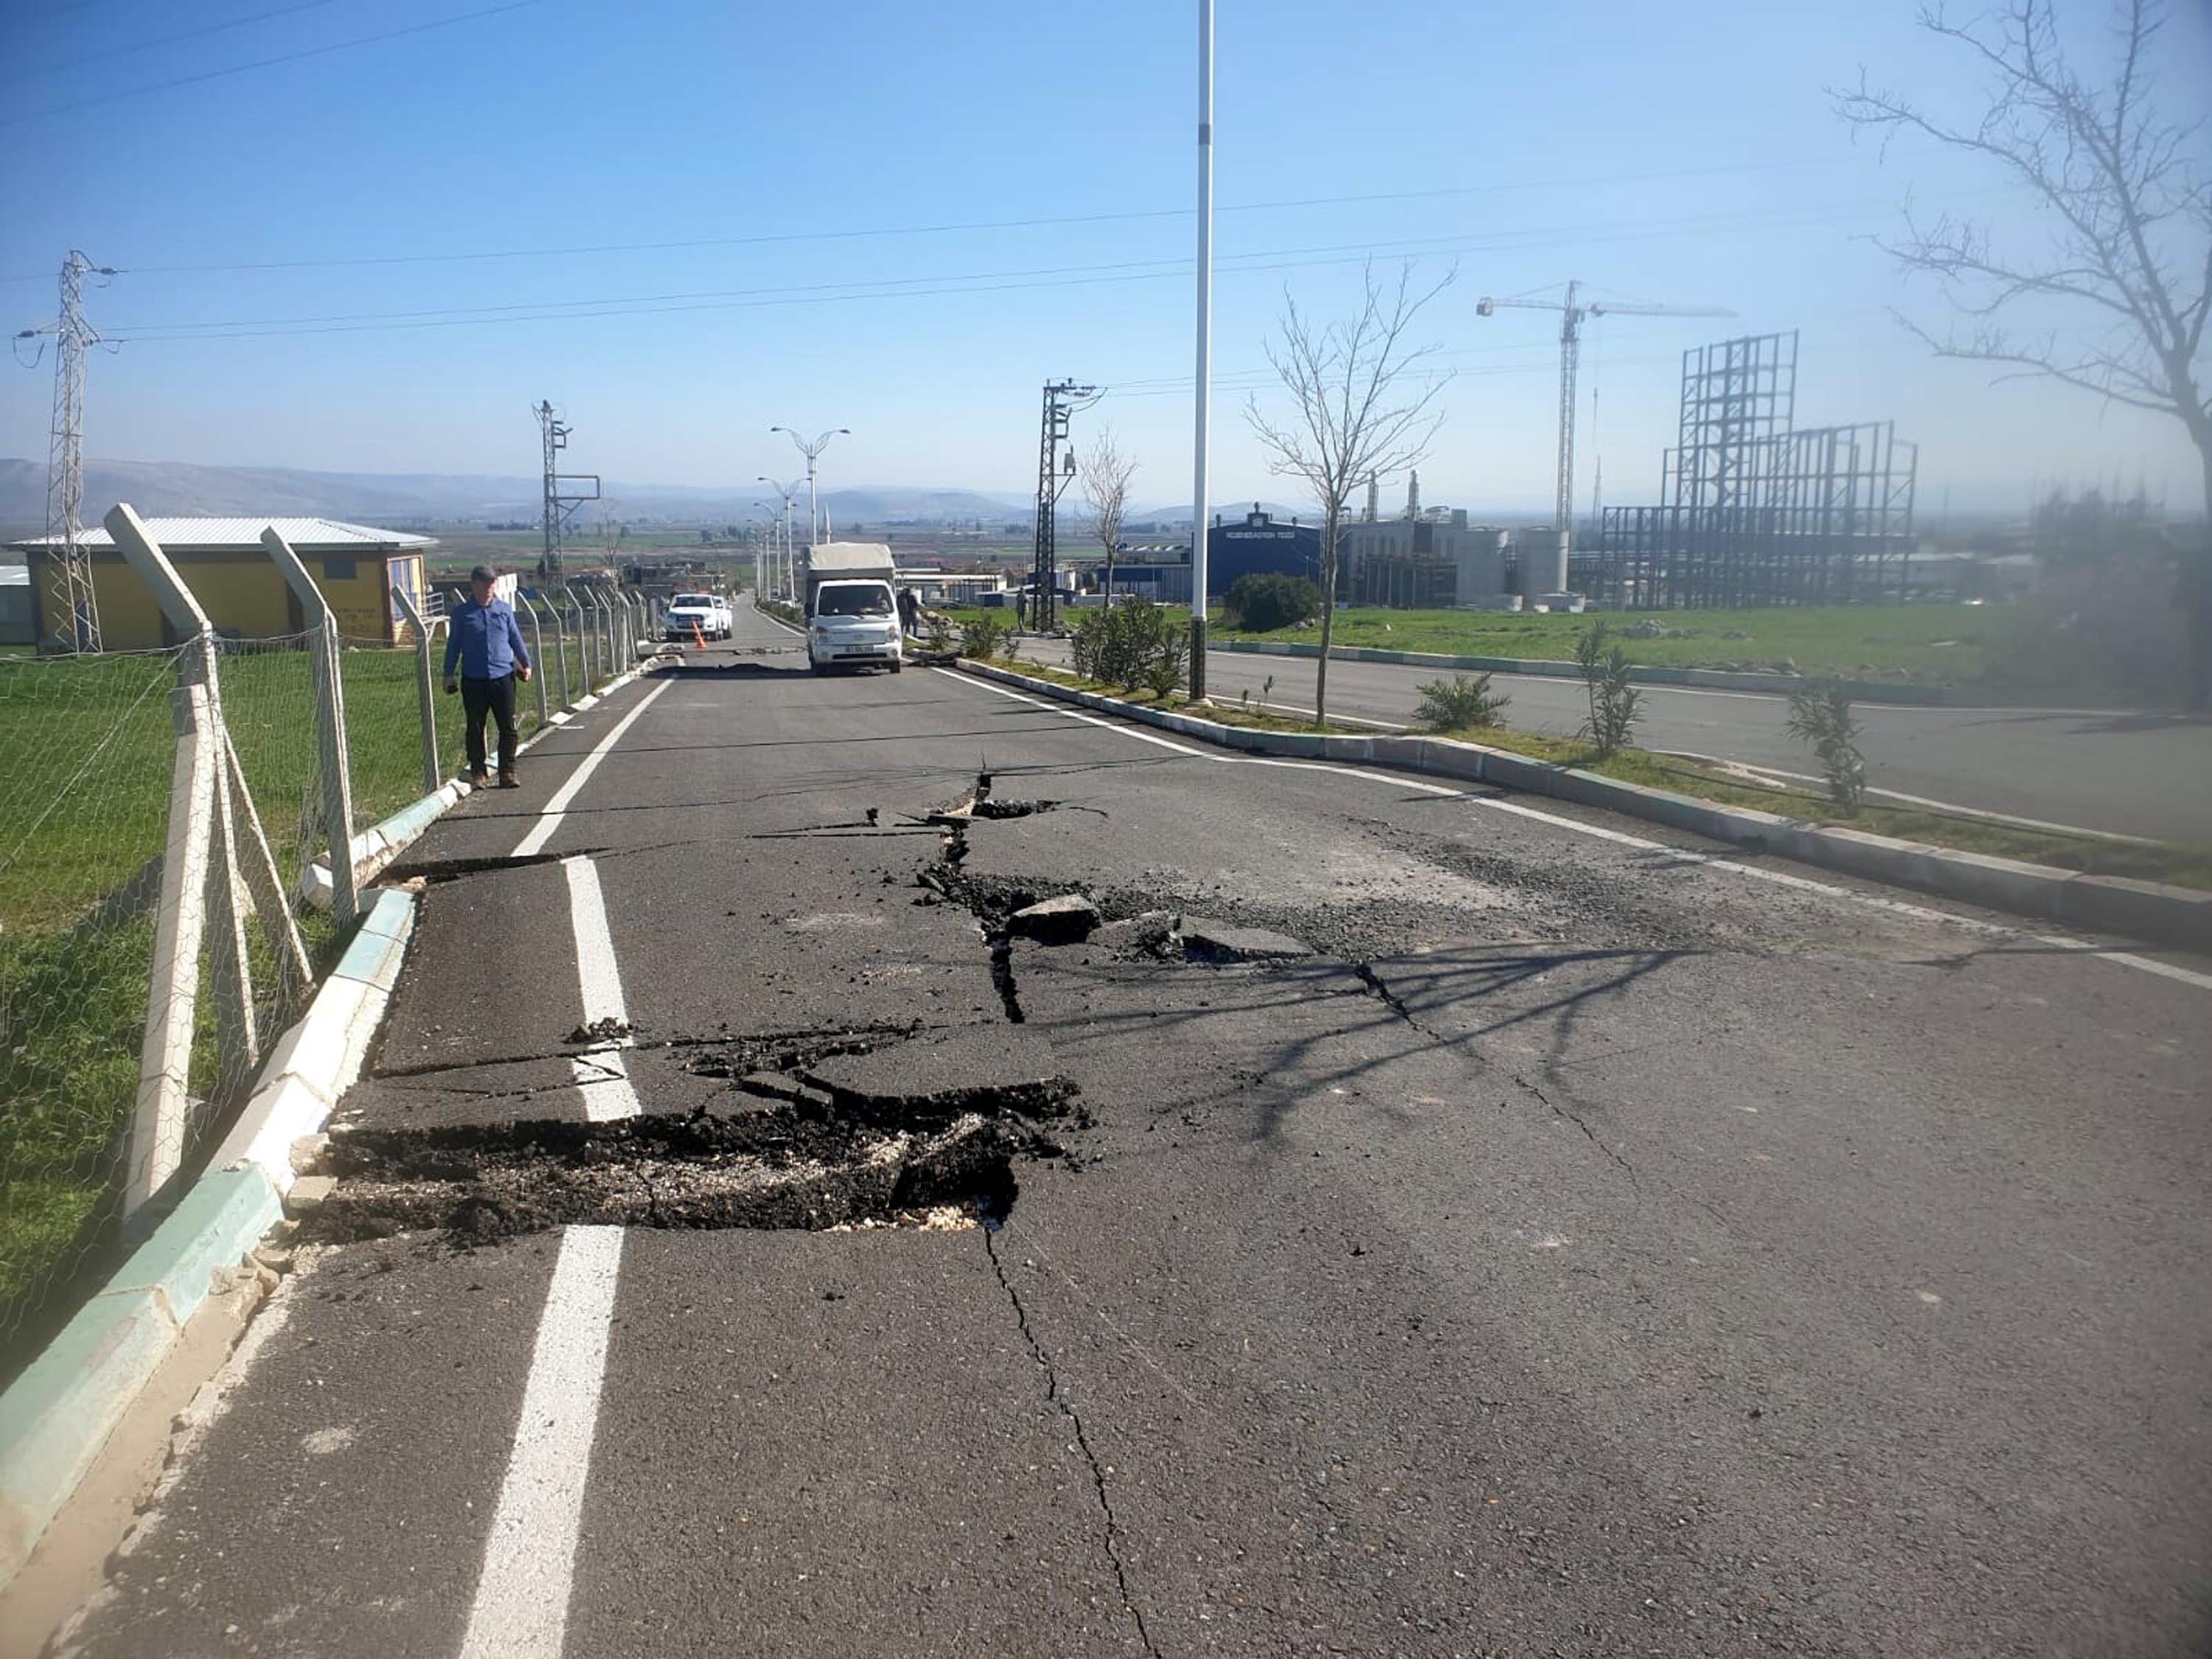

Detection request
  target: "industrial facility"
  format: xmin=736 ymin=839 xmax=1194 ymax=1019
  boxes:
xmin=1593 ymin=331 xmax=1920 ymax=607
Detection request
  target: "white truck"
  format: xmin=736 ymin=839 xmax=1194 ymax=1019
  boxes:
xmin=663 ymin=591 xmax=734 ymax=641
xmin=801 ymin=542 xmax=902 ymax=675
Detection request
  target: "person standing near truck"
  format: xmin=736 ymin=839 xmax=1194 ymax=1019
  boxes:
xmin=442 ymin=563 xmax=532 ymax=788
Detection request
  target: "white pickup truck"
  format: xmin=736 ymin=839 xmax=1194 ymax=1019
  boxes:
xmin=801 ymin=542 xmax=902 ymax=675
xmin=663 ymin=591 xmax=734 ymax=641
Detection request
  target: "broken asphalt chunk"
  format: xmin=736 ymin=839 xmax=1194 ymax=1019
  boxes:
xmin=1006 ymin=893 xmax=1102 ymax=942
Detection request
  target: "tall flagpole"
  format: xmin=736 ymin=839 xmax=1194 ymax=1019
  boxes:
xmin=1188 ymin=0 xmax=1214 ymax=700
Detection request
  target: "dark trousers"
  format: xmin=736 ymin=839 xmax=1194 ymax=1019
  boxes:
xmin=461 ymin=673 xmax=518 ymax=777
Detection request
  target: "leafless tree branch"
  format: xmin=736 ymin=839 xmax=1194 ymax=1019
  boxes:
xmin=1077 ymin=427 xmax=1138 ymax=605
xmin=1244 ymin=260 xmax=1453 ymax=722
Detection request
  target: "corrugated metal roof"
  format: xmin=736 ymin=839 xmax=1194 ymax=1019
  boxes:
xmin=6 ymin=517 xmax=434 ymax=554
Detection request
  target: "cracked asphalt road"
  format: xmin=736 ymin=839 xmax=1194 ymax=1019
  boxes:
xmin=53 ymin=604 xmax=2212 ymax=1658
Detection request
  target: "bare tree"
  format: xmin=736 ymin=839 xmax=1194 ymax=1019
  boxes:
xmin=1835 ymin=0 xmax=2212 ymax=703
xmin=1078 ymin=426 xmax=1138 ymax=609
xmin=1246 ymin=260 xmax=1453 ymax=723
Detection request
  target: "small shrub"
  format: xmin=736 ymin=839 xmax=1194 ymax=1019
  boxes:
xmin=1224 ymin=571 xmax=1323 ymax=633
xmin=1071 ymin=601 xmax=1184 ymax=691
xmin=1785 ymin=682 xmax=1867 ymax=815
xmin=1575 ymin=620 xmax=1642 ymax=757
xmin=1413 ymin=673 xmax=1511 ymax=731
xmin=922 ymin=614 xmax=954 ymax=655
xmin=1143 ymin=630 xmax=1189 ymax=698
xmin=959 ymin=616 xmax=1009 ymax=660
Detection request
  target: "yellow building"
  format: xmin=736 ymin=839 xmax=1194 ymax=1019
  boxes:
xmin=8 ymin=518 xmax=434 ymax=650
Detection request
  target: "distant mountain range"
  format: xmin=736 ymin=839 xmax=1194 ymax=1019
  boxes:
xmin=0 ymin=459 xmax=1567 ymax=540
xmin=0 ymin=459 xmax=1036 ymax=536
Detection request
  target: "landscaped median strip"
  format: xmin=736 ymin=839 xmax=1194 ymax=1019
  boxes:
xmin=1192 ymin=634 xmax=1955 ymax=704
xmin=0 ymin=885 xmax=417 ymax=1590
xmin=955 ymin=657 xmax=2212 ymax=956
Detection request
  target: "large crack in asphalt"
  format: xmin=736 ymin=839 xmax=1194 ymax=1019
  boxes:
xmin=984 ymin=1225 xmax=1163 ymax=1659
xmin=312 ymin=1029 xmax=1082 ymax=1245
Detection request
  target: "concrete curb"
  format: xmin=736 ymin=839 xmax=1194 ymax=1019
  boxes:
xmin=1208 ymin=636 xmax=1952 ymax=705
xmin=296 ymin=655 xmax=675 ymax=909
xmin=0 ymin=886 xmax=419 ymax=1590
xmin=958 ymin=658 xmax=2212 ymax=956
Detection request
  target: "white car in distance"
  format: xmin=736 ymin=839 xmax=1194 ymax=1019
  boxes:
xmin=664 ymin=591 xmax=734 ymax=641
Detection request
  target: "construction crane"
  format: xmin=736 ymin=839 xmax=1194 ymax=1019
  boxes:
xmin=1477 ymin=280 xmax=1732 ymax=550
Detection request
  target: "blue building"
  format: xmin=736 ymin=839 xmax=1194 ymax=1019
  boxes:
xmin=1206 ymin=506 xmax=1320 ymax=596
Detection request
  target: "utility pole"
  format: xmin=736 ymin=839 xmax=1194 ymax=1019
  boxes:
xmin=15 ymin=251 xmax=114 ymax=652
xmin=1189 ymin=0 xmax=1214 ymax=696
xmin=771 ymin=425 xmax=849 ymax=551
xmin=535 ymin=401 xmax=600 ymax=579
xmin=1031 ymin=379 xmax=1096 ymax=634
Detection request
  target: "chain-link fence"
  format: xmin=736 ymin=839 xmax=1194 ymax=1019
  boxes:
xmin=0 ymin=552 xmax=661 ymax=1375
xmin=0 ymin=647 xmax=184 ymax=1372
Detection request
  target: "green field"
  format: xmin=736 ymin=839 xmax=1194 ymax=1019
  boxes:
xmin=1214 ymin=603 xmax=2011 ymax=686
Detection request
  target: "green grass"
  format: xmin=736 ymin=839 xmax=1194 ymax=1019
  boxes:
xmin=0 ymin=637 xmax=602 ymax=1352
xmin=1214 ymin=603 xmax=2011 ymax=686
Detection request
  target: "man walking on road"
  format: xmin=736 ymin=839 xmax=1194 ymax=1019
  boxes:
xmin=442 ymin=564 xmax=532 ymax=788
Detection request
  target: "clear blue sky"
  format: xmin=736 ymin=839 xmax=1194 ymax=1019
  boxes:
xmin=4 ymin=0 xmax=2207 ymax=518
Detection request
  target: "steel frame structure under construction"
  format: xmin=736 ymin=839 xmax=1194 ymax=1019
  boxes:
xmin=1596 ymin=332 xmax=1919 ymax=608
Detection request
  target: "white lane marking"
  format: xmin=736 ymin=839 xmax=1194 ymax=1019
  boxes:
xmin=934 ymin=667 xmax=2212 ymax=992
xmin=513 ymin=680 xmax=671 ymax=858
xmin=562 ymin=856 xmax=641 ymax=1121
xmin=458 ymin=1224 xmax=624 ymax=1659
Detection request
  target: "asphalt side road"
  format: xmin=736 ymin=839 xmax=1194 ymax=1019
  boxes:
xmin=1012 ymin=633 xmax=2212 ymax=844
xmin=51 ymin=604 xmax=2211 ymax=1658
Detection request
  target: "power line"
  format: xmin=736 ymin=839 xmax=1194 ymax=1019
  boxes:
xmin=0 ymin=146 xmax=1966 ymax=282
xmin=0 ymin=0 xmax=549 ymax=126
xmin=15 ymin=0 xmax=347 ymax=79
xmin=97 ymin=194 xmax=1997 ymax=345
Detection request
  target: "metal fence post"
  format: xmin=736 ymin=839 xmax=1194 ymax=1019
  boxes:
xmin=391 ymin=583 xmax=443 ymax=793
xmin=262 ymin=528 xmax=359 ymax=925
xmin=204 ymin=754 xmax=260 ymax=1088
xmin=521 ymin=592 xmax=550 ymax=729
xmin=547 ymin=592 xmax=573 ymax=710
xmin=563 ymin=585 xmax=589 ymax=691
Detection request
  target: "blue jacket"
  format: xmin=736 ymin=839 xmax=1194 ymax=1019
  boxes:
xmin=443 ymin=597 xmax=531 ymax=680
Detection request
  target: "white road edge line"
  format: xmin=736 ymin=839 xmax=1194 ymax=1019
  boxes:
xmin=514 ymin=679 xmax=672 ymax=858
xmin=456 ymin=1223 xmax=625 ymax=1659
xmin=562 ymin=855 xmax=641 ymax=1121
xmin=934 ymin=667 xmax=2212 ymax=993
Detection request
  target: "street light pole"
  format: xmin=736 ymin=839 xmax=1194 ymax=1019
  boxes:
xmin=1189 ymin=0 xmax=1214 ymax=701
xmin=771 ymin=425 xmax=849 ymax=551
xmin=759 ymin=476 xmax=804 ymax=602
